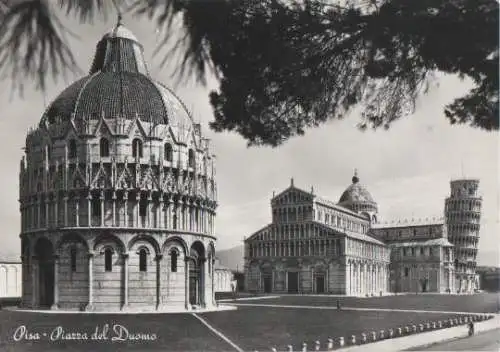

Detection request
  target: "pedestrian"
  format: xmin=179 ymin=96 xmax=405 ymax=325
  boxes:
xmin=468 ymin=321 xmax=474 ymax=336
xmin=336 ymin=299 xmax=341 ymax=310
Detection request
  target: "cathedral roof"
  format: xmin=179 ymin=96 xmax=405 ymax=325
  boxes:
xmin=338 ymin=170 xmax=376 ymax=205
xmin=388 ymin=238 xmax=453 ymax=247
xmin=39 ymin=20 xmax=193 ymax=133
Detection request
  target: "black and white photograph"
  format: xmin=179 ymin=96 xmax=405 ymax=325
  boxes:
xmin=0 ymin=0 xmax=498 ymax=351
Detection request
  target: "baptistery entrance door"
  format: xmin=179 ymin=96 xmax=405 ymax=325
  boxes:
xmin=189 ymin=241 xmax=205 ymax=306
xmin=287 ymin=272 xmax=299 ymax=293
xmin=34 ymin=238 xmax=55 ymax=308
xmin=189 ymin=265 xmax=199 ymax=305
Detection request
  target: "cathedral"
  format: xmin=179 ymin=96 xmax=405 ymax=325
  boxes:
xmin=18 ymin=19 xmax=218 ymax=311
xmin=244 ymin=173 xmax=481 ymax=296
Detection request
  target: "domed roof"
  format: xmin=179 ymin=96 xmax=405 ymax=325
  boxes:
xmin=40 ymin=20 xmax=192 ymax=130
xmin=338 ymin=171 xmax=376 ymax=205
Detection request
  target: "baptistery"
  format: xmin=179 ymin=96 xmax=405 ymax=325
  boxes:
xmin=18 ymin=20 xmax=218 ymax=311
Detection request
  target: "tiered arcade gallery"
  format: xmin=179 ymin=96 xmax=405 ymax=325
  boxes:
xmin=19 ymin=22 xmax=218 ymax=311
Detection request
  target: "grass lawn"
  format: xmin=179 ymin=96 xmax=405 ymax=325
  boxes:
xmin=0 ymin=293 xmax=496 ymax=351
xmin=200 ymin=306 xmax=469 ymax=351
xmin=230 ymin=292 xmax=500 ymax=314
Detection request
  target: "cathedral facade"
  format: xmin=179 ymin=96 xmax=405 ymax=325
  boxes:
xmin=244 ymin=173 xmax=481 ymax=295
xmin=19 ymin=21 xmax=218 ymax=311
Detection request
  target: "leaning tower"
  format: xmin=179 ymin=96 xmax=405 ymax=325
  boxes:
xmin=445 ymin=179 xmax=482 ymax=293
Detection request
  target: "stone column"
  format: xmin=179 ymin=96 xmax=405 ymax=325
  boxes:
xmin=87 ymin=194 xmax=91 ymax=227
xmin=51 ymin=254 xmax=59 ymax=310
xmin=86 ymin=251 xmax=94 ymax=311
xmin=45 ymin=198 xmax=49 ymax=228
xmin=54 ymin=196 xmax=58 ymax=227
xmin=100 ymin=191 xmax=105 ymax=226
xmin=200 ymin=257 xmax=207 ymax=307
xmin=155 ymin=254 xmax=163 ymax=310
xmin=75 ymin=196 xmax=80 ymax=227
xmin=147 ymin=193 xmax=153 ymax=228
xmin=63 ymin=196 xmax=68 ymax=226
xmin=122 ymin=252 xmax=129 ymax=310
xmin=31 ymin=256 xmax=38 ymax=308
xmin=37 ymin=199 xmax=41 ymax=228
xmin=135 ymin=193 xmax=140 ymax=227
xmin=112 ymin=192 xmax=117 ymax=227
xmin=124 ymin=191 xmax=129 ymax=227
xmin=185 ymin=257 xmax=190 ymax=310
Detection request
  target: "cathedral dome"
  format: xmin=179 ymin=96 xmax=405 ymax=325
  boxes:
xmin=338 ymin=171 xmax=378 ymax=217
xmin=40 ymin=22 xmax=192 ymax=132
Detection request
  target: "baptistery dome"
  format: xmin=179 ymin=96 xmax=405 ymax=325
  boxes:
xmin=19 ymin=19 xmax=218 ymax=312
xmin=338 ymin=171 xmax=378 ymax=222
xmin=40 ymin=22 xmax=192 ymax=136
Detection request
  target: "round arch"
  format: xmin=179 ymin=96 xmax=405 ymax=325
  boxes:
xmin=56 ymin=232 xmax=89 ymax=254
xmin=92 ymin=233 xmax=126 ymax=253
xmin=161 ymin=236 xmax=188 ymax=257
xmin=128 ymin=234 xmax=160 ymax=256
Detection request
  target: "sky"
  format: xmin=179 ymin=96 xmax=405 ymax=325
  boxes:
xmin=0 ymin=10 xmax=498 ymax=266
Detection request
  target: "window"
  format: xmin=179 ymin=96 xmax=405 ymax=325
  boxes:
xmin=164 ymin=143 xmax=173 ymax=161
xmin=188 ymin=149 xmax=195 ymax=168
xmin=429 ymin=248 xmax=433 ymax=256
xmin=100 ymin=138 xmax=109 ymax=157
xmin=132 ymin=138 xmax=143 ymax=158
xmin=104 ymin=248 xmax=113 ymax=272
xmin=404 ymin=268 xmax=409 ymax=277
xmin=139 ymin=198 xmax=147 ymax=217
xmin=139 ymin=248 xmax=147 ymax=272
xmin=70 ymin=247 xmax=77 ymax=272
xmin=68 ymin=139 xmax=77 ymax=158
xmin=170 ymin=250 xmax=178 ymax=272
xmin=91 ymin=198 xmax=101 ymax=217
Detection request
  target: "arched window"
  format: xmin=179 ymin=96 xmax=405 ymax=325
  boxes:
xmin=104 ymin=248 xmax=113 ymax=272
xmin=70 ymin=247 xmax=77 ymax=272
xmin=68 ymin=139 xmax=77 ymax=159
xmin=170 ymin=249 xmax=178 ymax=272
xmin=132 ymin=138 xmax=143 ymax=158
xmin=139 ymin=248 xmax=147 ymax=272
xmin=188 ymin=149 xmax=195 ymax=168
xmin=100 ymin=138 xmax=109 ymax=157
xmin=164 ymin=143 xmax=173 ymax=162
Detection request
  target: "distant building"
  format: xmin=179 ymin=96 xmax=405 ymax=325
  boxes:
xmin=0 ymin=258 xmax=22 ymax=298
xmin=214 ymin=258 xmax=233 ymax=293
xmin=244 ymin=172 xmax=482 ymax=295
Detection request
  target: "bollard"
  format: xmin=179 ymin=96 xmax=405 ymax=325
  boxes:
xmin=398 ymin=327 xmax=403 ymax=336
xmin=327 ymin=338 xmax=334 ymax=350
xmin=412 ymin=325 xmax=417 ymax=333
xmin=371 ymin=331 xmax=376 ymax=341
xmin=459 ymin=317 xmax=463 ymax=324
xmin=350 ymin=335 xmax=356 ymax=345
xmin=432 ymin=322 xmax=436 ymax=329
xmin=388 ymin=329 xmax=394 ymax=338
xmin=361 ymin=333 xmax=367 ymax=344
xmin=449 ymin=319 xmax=454 ymax=326
xmin=379 ymin=330 xmax=385 ymax=339
xmin=272 ymin=348 xmax=277 ymax=352
xmin=288 ymin=345 xmax=293 ymax=352
xmin=455 ymin=318 xmax=459 ymax=325
xmin=426 ymin=323 xmax=431 ymax=329
xmin=438 ymin=321 xmax=443 ymax=328
xmin=405 ymin=326 xmax=410 ymax=334
xmin=419 ymin=324 xmax=424 ymax=332
xmin=338 ymin=337 xmax=345 ymax=347
xmin=315 ymin=341 xmax=320 ymax=351
xmin=302 ymin=342 xmax=307 ymax=352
